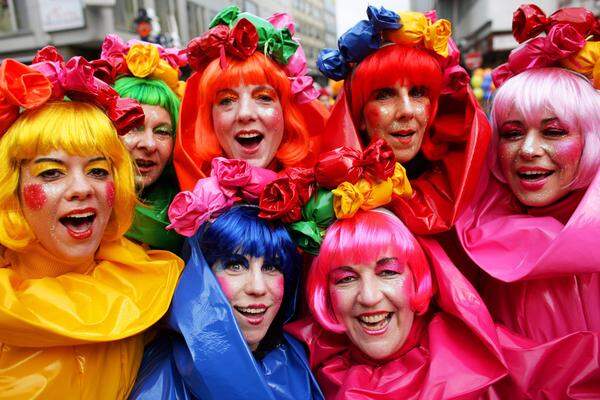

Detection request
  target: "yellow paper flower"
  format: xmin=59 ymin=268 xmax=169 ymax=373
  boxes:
xmin=175 ymin=81 xmax=187 ymax=99
xmin=125 ymin=43 xmax=160 ymax=78
xmin=359 ymin=178 xmax=393 ymax=210
xmin=561 ymin=41 xmax=600 ymax=89
xmin=424 ymin=19 xmax=451 ymax=57
xmin=390 ymin=163 xmax=413 ymax=197
xmin=385 ymin=11 xmax=428 ymax=46
xmin=151 ymin=59 xmax=178 ymax=89
xmin=332 ymin=181 xmax=364 ymax=219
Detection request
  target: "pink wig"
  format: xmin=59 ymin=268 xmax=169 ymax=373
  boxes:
xmin=491 ymin=67 xmax=600 ymax=189
xmin=307 ymin=209 xmax=433 ymax=333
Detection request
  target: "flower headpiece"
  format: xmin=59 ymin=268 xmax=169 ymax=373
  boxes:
xmin=185 ymin=5 xmax=318 ymax=104
xmin=95 ymin=34 xmax=188 ymax=98
xmin=166 ymin=157 xmax=277 ymax=237
xmin=0 ymin=47 xmax=144 ymax=138
xmin=258 ymin=139 xmax=413 ymax=254
xmin=318 ymin=7 xmax=454 ymax=82
xmin=493 ymin=4 xmax=600 ymax=89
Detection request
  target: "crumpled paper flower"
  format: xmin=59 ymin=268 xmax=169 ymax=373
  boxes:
xmin=125 ymin=43 xmax=160 ymax=78
xmin=317 ymin=48 xmax=349 ymax=81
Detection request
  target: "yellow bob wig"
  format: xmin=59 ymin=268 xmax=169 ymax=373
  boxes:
xmin=0 ymin=101 xmax=137 ymax=250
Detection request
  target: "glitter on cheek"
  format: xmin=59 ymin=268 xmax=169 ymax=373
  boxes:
xmin=121 ymin=134 xmax=137 ymax=149
xmin=23 ymin=184 xmax=47 ymax=210
xmin=106 ymin=181 xmax=115 ymax=208
xmin=216 ymin=275 xmax=234 ymax=300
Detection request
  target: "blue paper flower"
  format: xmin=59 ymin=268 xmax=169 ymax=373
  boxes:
xmin=367 ymin=6 xmax=401 ymax=32
xmin=317 ymin=48 xmax=349 ymax=81
xmin=338 ymin=20 xmax=381 ymax=64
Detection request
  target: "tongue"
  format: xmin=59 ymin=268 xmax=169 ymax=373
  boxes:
xmin=62 ymin=217 xmax=93 ymax=232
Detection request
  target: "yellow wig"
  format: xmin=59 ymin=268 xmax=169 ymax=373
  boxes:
xmin=0 ymin=101 xmax=137 ymax=250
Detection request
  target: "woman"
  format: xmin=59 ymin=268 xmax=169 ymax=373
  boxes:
xmin=95 ymin=35 xmax=186 ymax=252
xmin=455 ymin=5 xmax=600 ymax=397
xmin=318 ymin=7 xmax=490 ymax=234
xmin=286 ymin=208 xmax=506 ymax=399
xmin=129 ymin=158 xmax=323 ymax=399
xmin=0 ymin=52 xmax=182 ymax=399
xmin=174 ymin=6 xmax=328 ymax=191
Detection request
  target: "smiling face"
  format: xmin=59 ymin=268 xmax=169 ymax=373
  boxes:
xmin=212 ymin=84 xmax=284 ymax=168
xmin=361 ymin=82 xmax=431 ymax=163
xmin=328 ymin=253 xmax=415 ymax=360
xmin=19 ymin=149 xmax=114 ymax=264
xmin=120 ymin=104 xmax=174 ymax=188
xmin=212 ymin=254 xmax=284 ymax=351
xmin=498 ymin=108 xmax=583 ymax=207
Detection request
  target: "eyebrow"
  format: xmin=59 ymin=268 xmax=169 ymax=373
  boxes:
xmin=88 ymin=157 xmax=107 ymax=163
xmin=541 ymin=117 xmax=559 ymax=124
xmin=376 ymin=257 xmax=399 ymax=266
xmin=34 ymin=158 xmax=63 ymax=164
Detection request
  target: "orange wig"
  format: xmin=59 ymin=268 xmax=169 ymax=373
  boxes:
xmin=175 ymin=52 xmax=327 ymax=190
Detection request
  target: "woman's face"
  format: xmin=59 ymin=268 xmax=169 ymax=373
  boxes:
xmin=212 ymin=84 xmax=284 ymax=168
xmin=498 ymin=108 xmax=583 ymax=207
xmin=361 ymin=82 xmax=430 ymax=163
xmin=120 ymin=104 xmax=174 ymax=188
xmin=19 ymin=149 xmax=114 ymax=263
xmin=328 ymin=252 xmax=415 ymax=360
xmin=212 ymin=253 xmax=284 ymax=351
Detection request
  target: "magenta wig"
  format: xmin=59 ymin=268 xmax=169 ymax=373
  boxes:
xmin=491 ymin=67 xmax=600 ymax=189
xmin=307 ymin=209 xmax=433 ymax=333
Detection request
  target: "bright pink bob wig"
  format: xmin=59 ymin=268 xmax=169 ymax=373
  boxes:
xmin=491 ymin=67 xmax=600 ymax=189
xmin=306 ymin=209 xmax=433 ymax=333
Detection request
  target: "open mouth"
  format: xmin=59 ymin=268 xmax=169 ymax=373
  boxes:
xmin=235 ymin=131 xmax=264 ymax=149
xmin=234 ymin=305 xmax=268 ymax=325
xmin=135 ymin=159 xmax=157 ymax=173
xmin=390 ymin=130 xmax=416 ymax=141
xmin=59 ymin=210 xmax=96 ymax=239
xmin=517 ymin=170 xmax=554 ymax=181
xmin=357 ymin=312 xmax=393 ymax=334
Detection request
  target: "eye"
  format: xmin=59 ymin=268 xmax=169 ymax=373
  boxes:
xmin=154 ymin=126 xmax=173 ymax=137
xmin=499 ymin=127 xmax=524 ymax=140
xmin=374 ymin=88 xmax=395 ymax=101
xmin=38 ymin=169 xmax=65 ymax=181
xmin=88 ymin=168 xmax=110 ymax=179
xmin=131 ymin=125 xmax=144 ymax=133
xmin=256 ymin=92 xmax=275 ymax=102
xmin=334 ymin=275 xmax=357 ymax=285
xmin=409 ymin=86 xmax=427 ymax=98
xmin=262 ymin=264 xmax=280 ymax=273
xmin=224 ymin=261 xmax=244 ymax=272
xmin=218 ymin=96 xmax=235 ymax=106
xmin=378 ymin=269 xmax=400 ymax=278
xmin=543 ymin=128 xmax=567 ymax=138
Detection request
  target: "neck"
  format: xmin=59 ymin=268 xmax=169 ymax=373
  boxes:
xmin=526 ymin=189 xmax=585 ymax=225
xmin=6 ymin=241 xmax=95 ymax=279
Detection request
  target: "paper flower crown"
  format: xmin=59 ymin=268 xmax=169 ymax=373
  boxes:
xmin=0 ymin=46 xmax=144 ymax=138
xmin=185 ymin=5 xmax=318 ymax=104
xmin=493 ymin=4 xmax=600 ymax=89
xmin=257 ymin=139 xmax=413 ymax=254
xmin=94 ymin=34 xmax=188 ymax=98
xmin=318 ymin=6 xmax=454 ymax=81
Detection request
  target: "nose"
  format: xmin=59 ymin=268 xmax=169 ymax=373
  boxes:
xmin=356 ymin=275 xmax=384 ymax=307
xmin=236 ymin=93 xmax=257 ymax=123
xmin=395 ymin=89 xmax=415 ymax=120
xmin=65 ymin=170 xmax=94 ymax=201
xmin=137 ymin=128 xmax=157 ymax=153
xmin=519 ymin=129 xmax=544 ymax=159
xmin=244 ymin=268 xmax=267 ymax=297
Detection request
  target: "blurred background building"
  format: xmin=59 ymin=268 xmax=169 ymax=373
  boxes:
xmin=0 ymin=0 xmax=336 ymax=84
xmin=411 ymin=0 xmax=600 ymax=69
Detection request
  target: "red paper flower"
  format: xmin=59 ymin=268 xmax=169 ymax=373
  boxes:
xmin=282 ymin=167 xmax=315 ymax=203
xmin=187 ymin=25 xmax=231 ymax=70
xmin=259 ymin=177 xmax=303 ymax=223
xmin=361 ymin=139 xmax=395 ymax=181
xmin=91 ymin=58 xmax=117 ymax=85
xmin=513 ymin=4 xmax=548 ymax=43
xmin=228 ymin=18 xmax=259 ymax=59
xmin=32 ymin=46 xmax=64 ymax=64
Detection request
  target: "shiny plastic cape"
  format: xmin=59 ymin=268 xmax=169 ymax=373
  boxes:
xmin=125 ymin=169 xmax=183 ymax=253
xmin=321 ymin=81 xmax=491 ymax=235
xmin=0 ymin=238 xmax=184 ymax=399
xmin=129 ymin=236 xmax=324 ymax=400
xmin=286 ymin=237 xmax=507 ymax=399
xmin=455 ymin=167 xmax=600 ymax=398
xmin=173 ymin=70 xmax=329 ymax=191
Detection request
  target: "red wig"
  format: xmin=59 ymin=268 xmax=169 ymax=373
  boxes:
xmin=349 ymin=45 xmax=444 ymax=132
xmin=307 ymin=209 xmax=434 ymax=333
xmin=175 ymin=52 xmax=327 ymax=191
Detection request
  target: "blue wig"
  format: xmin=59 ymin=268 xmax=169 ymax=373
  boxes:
xmin=198 ymin=205 xmax=300 ymax=324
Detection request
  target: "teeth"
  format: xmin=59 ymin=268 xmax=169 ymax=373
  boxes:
xmin=66 ymin=212 xmax=95 ymax=219
xmin=237 ymin=307 xmax=266 ymax=314
xmin=359 ymin=313 xmax=389 ymax=324
xmin=521 ymin=171 xmax=547 ymax=175
xmin=237 ymin=132 xmax=261 ymax=138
